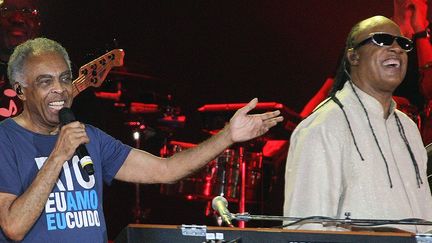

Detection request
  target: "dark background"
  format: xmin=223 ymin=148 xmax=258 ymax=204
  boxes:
xmin=38 ymin=0 xmax=394 ymax=114
xmin=35 ymin=0 xmax=405 ymax=240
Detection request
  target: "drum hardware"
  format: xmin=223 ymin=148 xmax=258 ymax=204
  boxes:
xmin=124 ymin=121 xmax=161 ymax=223
xmin=160 ymin=141 xmax=263 ymax=202
xmin=94 ymin=81 xmax=123 ymax=101
xmin=119 ymin=95 xmax=186 ymax=224
xmin=129 ymin=103 xmax=159 ymax=114
xmin=94 ymin=81 xmax=162 ymax=115
xmin=121 ymin=97 xmax=185 ymax=130
xmin=239 ymin=147 xmax=246 ymax=228
xmin=160 ymin=140 xmax=264 ymax=228
xmin=126 ymin=121 xmax=147 ymax=223
xmin=109 ymin=69 xmax=159 ymax=81
xmin=157 ymin=106 xmax=186 ymax=129
xmin=197 ymin=101 xmax=297 ymax=227
xmin=197 ymin=101 xmax=301 ymax=140
xmin=85 ymin=57 xmax=189 ymax=223
xmin=156 ymin=94 xmax=186 ymax=129
xmin=120 ymin=102 xmax=183 ymax=138
xmin=94 ymin=80 xmax=159 ymax=114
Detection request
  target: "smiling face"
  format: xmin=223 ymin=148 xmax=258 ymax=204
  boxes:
xmin=19 ymin=51 xmax=73 ymax=133
xmin=0 ymin=0 xmax=40 ymax=59
xmin=349 ymin=17 xmax=408 ymax=98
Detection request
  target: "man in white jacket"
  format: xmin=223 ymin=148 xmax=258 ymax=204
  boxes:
xmin=284 ymin=15 xmax=432 ymax=233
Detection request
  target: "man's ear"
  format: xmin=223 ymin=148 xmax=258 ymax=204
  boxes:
xmin=347 ymin=48 xmax=359 ymax=66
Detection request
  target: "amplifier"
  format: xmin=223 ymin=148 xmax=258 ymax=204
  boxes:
xmin=114 ymin=224 xmax=425 ymax=243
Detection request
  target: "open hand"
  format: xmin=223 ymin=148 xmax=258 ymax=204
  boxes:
xmin=227 ymin=98 xmax=284 ymax=143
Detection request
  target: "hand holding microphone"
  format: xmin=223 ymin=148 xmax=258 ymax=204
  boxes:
xmin=212 ymin=196 xmax=234 ymax=227
xmin=59 ymin=107 xmax=95 ymax=175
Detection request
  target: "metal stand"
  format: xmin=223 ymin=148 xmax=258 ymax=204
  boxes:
xmin=237 ymin=147 xmax=263 ymax=228
xmin=132 ymin=127 xmax=143 ymax=223
xmin=127 ymin=121 xmax=160 ymax=223
xmin=238 ymin=147 xmax=245 ymax=228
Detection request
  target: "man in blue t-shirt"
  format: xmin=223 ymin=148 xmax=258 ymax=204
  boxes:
xmin=0 ymin=38 xmax=284 ymax=242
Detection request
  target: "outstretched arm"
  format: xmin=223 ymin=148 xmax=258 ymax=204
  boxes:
xmin=394 ymin=0 xmax=432 ymax=99
xmin=115 ymin=98 xmax=284 ymax=184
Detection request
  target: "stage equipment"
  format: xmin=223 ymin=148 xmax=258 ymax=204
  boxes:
xmin=198 ymin=101 xmax=301 ymax=138
xmin=115 ymin=195 xmax=432 ymax=243
xmin=197 ymin=101 xmax=299 ymax=227
xmin=160 ymin=141 xmax=263 ymax=204
xmin=114 ymin=223 xmax=429 ymax=243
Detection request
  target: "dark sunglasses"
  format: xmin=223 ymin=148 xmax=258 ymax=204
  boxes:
xmin=0 ymin=6 xmax=39 ymax=18
xmin=353 ymin=32 xmax=413 ymax=52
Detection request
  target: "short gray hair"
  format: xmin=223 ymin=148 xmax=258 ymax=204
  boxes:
xmin=7 ymin=37 xmax=72 ymax=87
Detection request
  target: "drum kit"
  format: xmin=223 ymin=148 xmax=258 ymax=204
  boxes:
xmin=157 ymin=102 xmax=299 ymax=227
xmin=160 ymin=142 xmax=265 ymax=228
xmin=95 ymin=67 xmax=300 ymax=226
xmin=160 ymin=141 xmax=263 ymax=203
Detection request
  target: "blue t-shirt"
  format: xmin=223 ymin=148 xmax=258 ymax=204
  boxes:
xmin=0 ymin=118 xmax=132 ymax=242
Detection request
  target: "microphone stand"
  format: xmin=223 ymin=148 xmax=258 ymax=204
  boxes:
xmin=234 ymin=213 xmax=296 ymax=222
xmin=232 ymin=212 xmax=432 ymax=227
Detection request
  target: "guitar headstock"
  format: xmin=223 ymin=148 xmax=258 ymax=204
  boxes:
xmin=72 ymin=49 xmax=125 ymax=97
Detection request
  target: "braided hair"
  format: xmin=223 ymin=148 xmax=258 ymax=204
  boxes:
xmin=329 ymin=22 xmax=362 ymax=97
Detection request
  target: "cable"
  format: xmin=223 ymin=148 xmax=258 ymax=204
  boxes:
xmin=278 ymin=215 xmax=432 ymax=228
xmin=280 ymin=216 xmax=335 ymax=228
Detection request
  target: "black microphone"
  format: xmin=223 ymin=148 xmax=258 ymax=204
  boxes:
xmin=212 ymin=196 xmax=233 ymax=226
xmin=58 ymin=107 xmax=95 ymax=175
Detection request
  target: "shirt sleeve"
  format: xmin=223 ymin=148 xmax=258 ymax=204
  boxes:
xmin=91 ymin=126 xmax=132 ymax=185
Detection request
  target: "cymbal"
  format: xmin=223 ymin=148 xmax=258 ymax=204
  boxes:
xmin=129 ymin=102 xmax=159 ymax=114
xmin=109 ymin=70 xmax=159 ymax=80
xmin=198 ymin=101 xmax=301 ymax=139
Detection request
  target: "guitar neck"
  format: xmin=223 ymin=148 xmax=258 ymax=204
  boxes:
xmin=70 ymin=49 xmax=125 ymax=98
xmin=72 ymin=86 xmax=80 ymax=98
xmin=72 ymin=76 xmax=87 ymax=98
